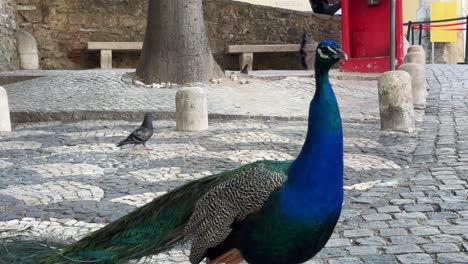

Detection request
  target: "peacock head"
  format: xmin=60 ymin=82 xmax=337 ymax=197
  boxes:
xmin=315 ymin=40 xmax=348 ymax=70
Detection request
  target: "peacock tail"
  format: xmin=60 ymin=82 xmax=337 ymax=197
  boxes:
xmin=0 ymin=160 xmax=291 ymax=264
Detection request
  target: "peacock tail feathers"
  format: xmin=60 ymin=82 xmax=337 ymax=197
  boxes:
xmin=0 ymin=239 xmax=65 ymax=264
xmin=0 ymin=160 xmax=291 ymax=264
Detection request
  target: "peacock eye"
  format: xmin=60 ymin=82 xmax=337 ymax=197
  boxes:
xmin=320 ymin=47 xmax=331 ymax=54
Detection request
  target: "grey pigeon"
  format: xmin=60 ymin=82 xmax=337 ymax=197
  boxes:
xmin=117 ymin=112 xmax=154 ymax=150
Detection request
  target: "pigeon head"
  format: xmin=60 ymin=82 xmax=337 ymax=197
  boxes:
xmin=142 ymin=112 xmax=153 ymax=128
xmin=315 ymin=40 xmax=347 ymax=69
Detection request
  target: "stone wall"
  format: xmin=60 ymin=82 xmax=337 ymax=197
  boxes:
xmin=0 ymin=0 xmax=19 ymax=71
xmin=16 ymin=0 xmax=341 ymax=70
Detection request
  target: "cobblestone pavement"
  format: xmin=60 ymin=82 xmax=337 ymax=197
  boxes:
xmin=0 ymin=117 xmax=417 ymax=263
xmin=0 ymin=65 xmax=467 ymax=263
xmin=3 ymin=70 xmax=379 ymax=122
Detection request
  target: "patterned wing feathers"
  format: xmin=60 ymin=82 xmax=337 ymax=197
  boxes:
xmin=185 ymin=164 xmax=287 ymax=263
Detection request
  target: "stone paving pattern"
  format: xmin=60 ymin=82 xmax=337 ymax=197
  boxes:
xmin=0 ymin=65 xmax=467 ymax=263
xmin=3 ymin=69 xmax=380 ymax=122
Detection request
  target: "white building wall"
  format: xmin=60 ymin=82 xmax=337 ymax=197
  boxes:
xmin=235 ymin=0 xmax=312 ymax=11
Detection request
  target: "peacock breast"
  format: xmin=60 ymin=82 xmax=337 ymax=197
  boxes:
xmin=238 ymin=191 xmax=342 ymax=264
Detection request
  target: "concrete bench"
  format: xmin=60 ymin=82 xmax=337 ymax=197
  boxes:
xmin=87 ymin=42 xmax=143 ymax=69
xmin=226 ymin=43 xmax=317 ymax=71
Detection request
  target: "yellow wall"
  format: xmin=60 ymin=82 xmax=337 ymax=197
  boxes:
xmin=403 ymin=0 xmax=420 ymax=23
xmin=404 ymin=0 xmax=466 ymax=23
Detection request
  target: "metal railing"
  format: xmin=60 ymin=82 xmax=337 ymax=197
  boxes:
xmin=404 ymin=16 xmax=468 ymax=63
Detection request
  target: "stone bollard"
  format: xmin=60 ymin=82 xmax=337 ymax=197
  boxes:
xmin=407 ymin=45 xmax=424 ymax=54
xmin=0 ymin=86 xmax=12 ymax=132
xmin=398 ymin=63 xmax=427 ymax=109
xmin=404 ymin=52 xmax=425 ymax=64
xmin=404 ymin=45 xmax=425 ymax=65
xmin=16 ymin=29 xmax=39 ymax=70
xmin=176 ymin=87 xmax=208 ymax=131
xmin=378 ymin=71 xmax=415 ymax=133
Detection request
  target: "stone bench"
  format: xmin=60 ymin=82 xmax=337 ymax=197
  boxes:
xmin=87 ymin=42 xmax=143 ymax=69
xmin=226 ymin=43 xmax=317 ymax=71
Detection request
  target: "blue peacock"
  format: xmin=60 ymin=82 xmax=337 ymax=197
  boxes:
xmin=0 ymin=36 xmax=346 ymax=264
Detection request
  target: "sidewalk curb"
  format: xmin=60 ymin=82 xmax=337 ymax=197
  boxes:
xmin=10 ymin=110 xmax=379 ymax=124
xmin=10 ymin=110 xmax=307 ymax=123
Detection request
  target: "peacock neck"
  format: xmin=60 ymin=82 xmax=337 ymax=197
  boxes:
xmin=286 ymin=64 xmax=343 ymax=190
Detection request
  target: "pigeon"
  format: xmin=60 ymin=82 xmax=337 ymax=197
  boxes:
xmin=117 ymin=112 xmax=154 ymax=150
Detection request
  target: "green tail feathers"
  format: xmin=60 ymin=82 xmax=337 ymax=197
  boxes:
xmin=0 ymin=161 xmax=290 ymax=264
xmin=0 ymin=239 xmax=65 ymax=264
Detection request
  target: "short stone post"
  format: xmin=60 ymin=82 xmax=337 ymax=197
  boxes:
xmin=176 ymin=87 xmax=208 ymax=131
xmin=378 ymin=71 xmax=415 ymax=133
xmin=404 ymin=52 xmax=425 ymax=64
xmin=404 ymin=45 xmax=425 ymax=65
xmin=398 ymin=63 xmax=427 ymax=109
xmin=16 ymin=29 xmax=39 ymax=70
xmin=407 ymin=45 xmax=424 ymax=54
xmin=0 ymin=86 xmax=12 ymax=132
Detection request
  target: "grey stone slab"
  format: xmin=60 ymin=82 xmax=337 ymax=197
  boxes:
xmin=410 ymin=226 xmax=441 ymax=236
xmin=376 ymin=206 xmax=401 ymax=213
xmin=437 ymin=253 xmax=468 ymax=264
xmin=363 ymin=214 xmax=393 ymax=221
xmin=347 ymin=246 xmax=379 ymax=256
xmin=343 ymin=229 xmax=374 ymax=238
xmin=388 ymin=220 xmax=420 ymax=228
xmin=396 ymin=254 xmax=434 ymax=264
xmin=439 ymin=225 xmax=467 ymax=235
xmin=428 ymin=234 xmax=464 ymax=243
xmin=355 ymin=236 xmax=387 ymax=246
xmin=326 ymin=238 xmax=352 ymax=248
xmin=403 ymin=204 xmax=434 ymax=212
xmin=361 ymin=255 xmax=398 ymax=264
xmin=379 ymin=228 xmax=408 ymax=237
xmin=385 ymin=244 xmax=423 ymax=254
xmin=394 ymin=212 xmax=428 ymax=220
xmin=422 ymin=243 xmax=460 ymax=253
xmin=389 ymin=235 xmax=428 ymax=245
xmin=328 ymin=257 xmax=363 ymax=264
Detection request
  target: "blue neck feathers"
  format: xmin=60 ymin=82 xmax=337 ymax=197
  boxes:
xmin=280 ymin=63 xmax=344 ymax=219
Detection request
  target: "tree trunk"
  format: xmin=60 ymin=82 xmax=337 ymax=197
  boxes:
xmin=136 ymin=0 xmax=222 ymax=84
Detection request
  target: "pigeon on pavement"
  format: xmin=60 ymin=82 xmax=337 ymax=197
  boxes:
xmin=117 ymin=112 xmax=154 ymax=150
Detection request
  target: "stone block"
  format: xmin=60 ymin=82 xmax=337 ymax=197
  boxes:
xmin=16 ymin=28 xmax=39 ymax=70
xmin=398 ymin=63 xmax=427 ymax=109
xmin=176 ymin=87 xmax=208 ymax=131
xmin=100 ymin=50 xmax=112 ymax=69
xmin=378 ymin=70 xmax=415 ymax=133
xmin=240 ymin=52 xmax=253 ymax=72
xmin=0 ymin=86 xmax=11 ymax=132
xmin=404 ymin=51 xmax=426 ymax=64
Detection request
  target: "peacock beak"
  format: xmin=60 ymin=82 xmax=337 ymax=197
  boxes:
xmin=334 ymin=48 xmax=348 ymax=60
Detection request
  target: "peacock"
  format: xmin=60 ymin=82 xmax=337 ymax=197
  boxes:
xmin=0 ymin=36 xmax=347 ymax=264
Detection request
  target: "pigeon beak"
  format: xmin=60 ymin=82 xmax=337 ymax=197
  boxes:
xmin=334 ymin=48 xmax=348 ymax=60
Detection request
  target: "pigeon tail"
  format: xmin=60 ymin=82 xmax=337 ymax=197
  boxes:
xmin=116 ymin=140 xmax=132 ymax=147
